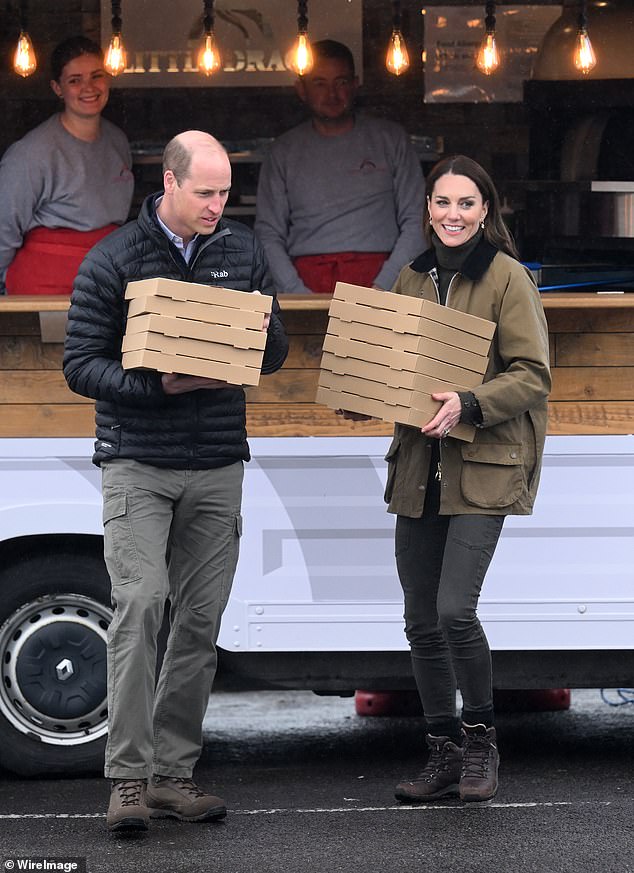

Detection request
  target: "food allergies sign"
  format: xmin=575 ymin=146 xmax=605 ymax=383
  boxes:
xmin=100 ymin=0 xmax=363 ymax=87
xmin=423 ymin=5 xmax=561 ymax=103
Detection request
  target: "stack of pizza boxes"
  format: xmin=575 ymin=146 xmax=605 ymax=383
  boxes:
xmin=316 ymin=282 xmax=496 ymax=442
xmin=121 ymin=277 xmax=271 ymax=386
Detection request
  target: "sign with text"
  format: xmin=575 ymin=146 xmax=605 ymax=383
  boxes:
xmin=100 ymin=0 xmax=363 ymax=87
xmin=423 ymin=5 xmax=562 ymax=102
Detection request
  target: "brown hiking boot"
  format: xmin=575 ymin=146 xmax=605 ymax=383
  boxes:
xmin=459 ymin=724 xmax=499 ymax=802
xmin=395 ymin=734 xmax=463 ymax=802
xmin=146 ymin=777 xmax=227 ymax=822
xmin=106 ymin=779 xmax=149 ymax=832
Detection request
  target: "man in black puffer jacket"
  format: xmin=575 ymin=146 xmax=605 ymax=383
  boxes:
xmin=64 ymin=131 xmax=288 ymax=832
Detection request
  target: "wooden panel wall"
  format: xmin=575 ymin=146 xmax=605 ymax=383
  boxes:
xmin=546 ymin=300 xmax=634 ymax=434
xmin=245 ymin=308 xmax=392 ymax=437
xmin=0 ymin=310 xmax=93 ymax=437
xmin=1 ymin=295 xmax=633 ymax=439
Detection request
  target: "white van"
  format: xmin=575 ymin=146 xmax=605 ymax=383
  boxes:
xmin=0 ymin=433 xmax=632 ymax=775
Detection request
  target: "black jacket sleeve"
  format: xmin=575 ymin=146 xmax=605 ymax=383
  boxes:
xmin=252 ymin=235 xmax=289 ymax=375
xmin=63 ymin=244 xmax=166 ymax=407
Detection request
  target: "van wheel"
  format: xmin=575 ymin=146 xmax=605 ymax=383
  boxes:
xmin=0 ymin=551 xmax=112 ymax=777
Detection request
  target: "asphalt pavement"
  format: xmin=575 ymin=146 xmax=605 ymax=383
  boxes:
xmin=0 ymin=689 xmax=632 ymax=873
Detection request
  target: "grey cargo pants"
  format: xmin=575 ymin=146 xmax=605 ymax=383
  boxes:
xmin=101 ymin=458 xmax=243 ymax=780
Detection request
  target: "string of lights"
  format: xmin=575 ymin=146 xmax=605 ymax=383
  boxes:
xmin=8 ymin=2 xmax=601 ymax=82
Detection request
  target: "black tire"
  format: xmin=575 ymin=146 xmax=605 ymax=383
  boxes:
xmin=0 ymin=548 xmax=112 ymax=777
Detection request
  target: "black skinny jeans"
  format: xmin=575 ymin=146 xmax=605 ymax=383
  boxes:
xmin=395 ymin=454 xmax=504 ymax=731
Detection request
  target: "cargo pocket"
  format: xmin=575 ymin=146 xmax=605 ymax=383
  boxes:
xmin=102 ymin=491 xmax=143 ymax=584
xmin=219 ymin=512 xmax=243 ymax=609
xmin=460 ymin=443 xmax=524 ymax=509
xmin=383 ymin=438 xmax=401 ymax=504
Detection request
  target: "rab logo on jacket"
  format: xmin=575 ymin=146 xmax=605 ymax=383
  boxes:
xmin=210 ymin=270 xmax=229 ymax=279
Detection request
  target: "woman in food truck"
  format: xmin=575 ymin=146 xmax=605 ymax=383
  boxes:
xmin=0 ymin=36 xmax=133 ymax=295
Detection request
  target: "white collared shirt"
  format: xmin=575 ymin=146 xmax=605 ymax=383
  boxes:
xmin=155 ymin=196 xmax=199 ymax=264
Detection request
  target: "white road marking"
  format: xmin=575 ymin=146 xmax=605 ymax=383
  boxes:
xmin=233 ymin=801 xmax=611 ymax=814
xmin=0 ymin=801 xmax=614 ymax=819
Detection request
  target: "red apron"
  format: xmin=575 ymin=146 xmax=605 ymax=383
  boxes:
xmin=5 ymin=225 xmax=119 ymax=295
xmin=293 ymin=251 xmax=389 ymax=295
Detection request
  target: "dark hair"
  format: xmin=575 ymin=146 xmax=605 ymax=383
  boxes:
xmin=311 ymin=40 xmax=355 ymax=76
xmin=50 ymin=36 xmax=104 ymax=82
xmin=425 ymin=155 xmax=519 ymax=259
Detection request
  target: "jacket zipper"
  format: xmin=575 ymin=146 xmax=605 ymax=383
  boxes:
xmin=188 ymin=228 xmax=231 ymax=275
xmin=428 ymin=270 xmax=460 ymax=486
xmin=161 ymin=228 xmax=232 ymax=465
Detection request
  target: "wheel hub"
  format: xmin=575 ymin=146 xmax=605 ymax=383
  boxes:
xmin=0 ymin=595 xmax=111 ymax=746
xmin=55 ymin=658 xmax=75 ymax=681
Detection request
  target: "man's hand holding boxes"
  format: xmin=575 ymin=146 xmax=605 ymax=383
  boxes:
xmin=121 ymin=277 xmax=272 ymax=386
xmin=316 ymin=282 xmax=496 ymax=442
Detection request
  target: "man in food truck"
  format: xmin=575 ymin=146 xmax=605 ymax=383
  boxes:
xmin=255 ymin=39 xmax=425 ymax=295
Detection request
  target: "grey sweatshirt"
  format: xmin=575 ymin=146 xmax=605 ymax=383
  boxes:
xmin=0 ymin=114 xmax=133 ymax=291
xmin=255 ymin=114 xmax=425 ymax=294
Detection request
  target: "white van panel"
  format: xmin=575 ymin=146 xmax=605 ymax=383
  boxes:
xmin=0 ymin=435 xmax=632 ymax=654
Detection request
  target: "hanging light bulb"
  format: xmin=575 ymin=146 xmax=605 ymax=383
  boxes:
xmin=198 ymin=31 xmax=222 ymax=76
xmin=287 ymin=1 xmax=314 ymax=76
xmin=198 ymin=0 xmax=222 ymax=76
xmin=385 ymin=1 xmax=410 ymax=76
xmin=573 ymin=1 xmax=597 ymax=75
xmin=13 ymin=30 xmax=37 ymax=78
xmin=476 ymin=1 xmax=501 ymax=75
xmin=105 ymin=34 xmax=125 ymax=76
xmin=13 ymin=2 xmax=37 ymax=78
xmin=386 ymin=31 xmax=410 ymax=76
xmin=104 ymin=1 xmax=126 ymax=76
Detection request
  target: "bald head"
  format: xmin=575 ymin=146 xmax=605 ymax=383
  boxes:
xmin=163 ymin=130 xmax=228 ymax=185
xmin=158 ymin=130 xmax=232 ymax=244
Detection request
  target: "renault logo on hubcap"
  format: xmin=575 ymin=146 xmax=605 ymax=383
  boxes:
xmin=56 ymin=658 xmax=74 ymax=681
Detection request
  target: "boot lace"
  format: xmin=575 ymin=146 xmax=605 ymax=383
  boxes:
xmin=114 ymin=780 xmax=144 ymax=807
xmin=462 ymin=735 xmax=492 ymax=779
xmin=416 ymin=740 xmax=450 ymax=782
xmin=169 ymin=778 xmax=206 ymax=798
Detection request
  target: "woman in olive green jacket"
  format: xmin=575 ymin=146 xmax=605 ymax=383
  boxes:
xmin=387 ymin=156 xmax=551 ymax=805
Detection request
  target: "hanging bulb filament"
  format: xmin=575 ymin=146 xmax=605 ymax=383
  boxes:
xmin=198 ymin=32 xmax=222 ymax=75
xmin=386 ymin=30 xmax=410 ymax=76
xmin=288 ymin=32 xmax=314 ymax=76
xmin=104 ymin=33 xmax=126 ymax=76
xmin=13 ymin=31 xmax=37 ymax=78
xmin=573 ymin=28 xmax=597 ymax=75
xmin=476 ymin=32 xmax=500 ymax=75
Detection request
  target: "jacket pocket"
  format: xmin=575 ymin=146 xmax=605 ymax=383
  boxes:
xmin=102 ymin=491 xmax=142 ymax=584
xmin=460 ymin=443 xmax=524 ymax=509
xmin=95 ymin=424 xmax=121 ymax=461
xmin=383 ymin=438 xmax=401 ymax=504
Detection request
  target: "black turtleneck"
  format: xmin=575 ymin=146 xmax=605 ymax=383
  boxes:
xmin=430 ymin=229 xmax=485 ymax=428
xmin=431 ymin=228 xmax=483 ymax=304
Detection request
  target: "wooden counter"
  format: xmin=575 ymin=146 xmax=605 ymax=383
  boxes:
xmin=1 ymin=292 xmax=633 ymax=438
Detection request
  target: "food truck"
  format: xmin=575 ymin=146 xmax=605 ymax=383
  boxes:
xmin=0 ymin=290 xmax=633 ymax=776
xmin=0 ymin=0 xmax=632 ymax=778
